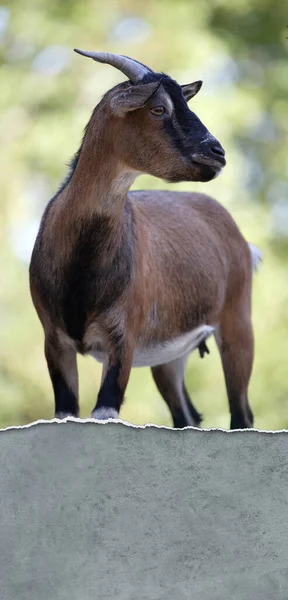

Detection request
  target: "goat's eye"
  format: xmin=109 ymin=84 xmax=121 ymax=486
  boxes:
xmin=150 ymin=106 xmax=165 ymax=116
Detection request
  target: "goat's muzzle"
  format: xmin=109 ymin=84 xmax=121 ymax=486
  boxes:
xmin=190 ymin=139 xmax=226 ymax=181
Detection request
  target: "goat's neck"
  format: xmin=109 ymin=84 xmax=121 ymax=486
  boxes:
xmin=59 ymin=113 xmax=138 ymax=227
xmin=44 ymin=113 xmax=139 ymax=261
xmin=43 ymin=111 xmax=140 ymax=263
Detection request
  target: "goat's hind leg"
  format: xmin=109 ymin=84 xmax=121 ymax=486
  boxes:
xmin=215 ymin=306 xmax=254 ymax=430
xmin=151 ymin=354 xmax=203 ymax=428
xmin=45 ymin=336 xmax=79 ymax=418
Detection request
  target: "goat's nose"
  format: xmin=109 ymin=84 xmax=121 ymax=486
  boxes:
xmin=210 ymin=142 xmax=225 ymax=158
xmin=205 ymin=139 xmax=226 ymax=166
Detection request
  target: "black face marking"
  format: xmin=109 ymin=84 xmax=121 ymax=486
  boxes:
xmin=160 ymin=77 xmax=210 ymax=158
xmin=138 ymin=73 xmax=218 ymax=177
xmin=94 ymin=362 xmax=123 ymax=413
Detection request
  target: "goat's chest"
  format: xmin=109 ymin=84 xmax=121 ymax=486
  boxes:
xmin=60 ymin=227 xmax=134 ymax=341
xmin=89 ymin=324 xmax=214 ymax=367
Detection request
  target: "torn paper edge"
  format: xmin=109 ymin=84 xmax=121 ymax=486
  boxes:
xmin=0 ymin=416 xmax=287 ymax=434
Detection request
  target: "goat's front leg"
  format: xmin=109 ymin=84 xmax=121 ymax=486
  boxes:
xmin=91 ymin=346 xmax=133 ymax=420
xmin=45 ymin=337 xmax=79 ymax=418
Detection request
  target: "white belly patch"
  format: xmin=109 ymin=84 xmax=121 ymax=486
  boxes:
xmin=90 ymin=325 xmax=214 ymax=367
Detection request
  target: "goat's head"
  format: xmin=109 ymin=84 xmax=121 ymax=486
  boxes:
xmin=74 ymin=50 xmax=226 ymax=183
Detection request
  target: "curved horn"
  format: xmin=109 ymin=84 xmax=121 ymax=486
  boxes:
xmin=74 ymin=49 xmax=152 ymax=83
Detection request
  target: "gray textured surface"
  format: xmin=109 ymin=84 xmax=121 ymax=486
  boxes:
xmin=0 ymin=422 xmax=288 ymax=600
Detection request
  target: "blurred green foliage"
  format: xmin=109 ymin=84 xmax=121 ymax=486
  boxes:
xmin=0 ymin=0 xmax=288 ymax=429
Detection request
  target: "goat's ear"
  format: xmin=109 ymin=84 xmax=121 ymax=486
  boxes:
xmin=181 ymin=81 xmax=203 ymax=102
xmin=110 ymin=81 xmax=160 ymax=116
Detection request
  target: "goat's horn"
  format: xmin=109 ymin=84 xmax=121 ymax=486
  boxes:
xmin=74 ymin=49 xmax=152 ymax=83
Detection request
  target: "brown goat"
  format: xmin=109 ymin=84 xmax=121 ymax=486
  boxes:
xmin=29 ymin=51 xmax=261 ymax=429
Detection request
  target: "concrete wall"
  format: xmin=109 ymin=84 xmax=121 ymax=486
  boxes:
xmin=0 ymin=421 xmax=287 ymax=599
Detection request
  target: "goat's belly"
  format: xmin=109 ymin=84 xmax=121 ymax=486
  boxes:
xmin=90 ymin=324 xmax=214 ymax=367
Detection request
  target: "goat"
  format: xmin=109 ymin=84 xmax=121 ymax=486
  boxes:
xmin=29 ymin=50 xmax=262 ymax=429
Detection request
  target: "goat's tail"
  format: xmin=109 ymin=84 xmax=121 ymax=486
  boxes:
xmin=248 ymin=243 xmax=263 ymax=273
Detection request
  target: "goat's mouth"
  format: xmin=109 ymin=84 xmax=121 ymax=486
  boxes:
xmin=190 ymin=154 xmax=226 ymax=181
xmin=191 ymin=153 xmax=226 ymax=168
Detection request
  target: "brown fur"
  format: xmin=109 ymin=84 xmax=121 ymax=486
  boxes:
xmin=29 ymin=76 xmax=256 ymax=428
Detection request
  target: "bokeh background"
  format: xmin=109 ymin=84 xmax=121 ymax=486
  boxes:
xmin=1 ymin=0 xmax=288 ymax=429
